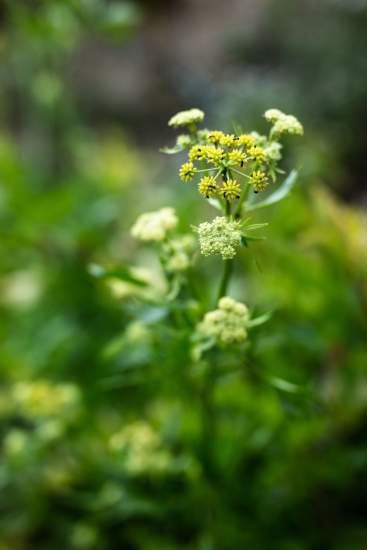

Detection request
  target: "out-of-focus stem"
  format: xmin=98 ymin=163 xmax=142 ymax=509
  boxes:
xmin=234 ymin=182 xmax=248 ymax=219
xmin=217 ymin=258 xmax=233 ymax=301
xmin=217 ymin=199 xmax=233 ymax=301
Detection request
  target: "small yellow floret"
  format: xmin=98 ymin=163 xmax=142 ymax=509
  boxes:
xmin=207 ymin=131 xmax=224 ymax=144
xmin=238 ymin=134 xmax=256 ymax=148
xmin=206 ymin=146 xmax=225 ymax=165
xmin=189 ymin=145 xmax=207 ymax=161
xmin=249 ymin=171 xmax=269 ymax=193
xmin=228 ymin=149 xmax=246 ymax=166
xmin=198 ymin=176 xmax=218 ymax=198
xmin=248 ymin=145 xmax=267 ymax=163
xmin=221 ymin=179 xmax=241 ymax=201
xmin=179 ymin=161 xmax=197 ymax=182
xmin=219 ymin=134 xmax=236 ymax=147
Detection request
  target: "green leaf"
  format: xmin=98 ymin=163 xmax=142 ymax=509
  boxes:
xmin=246 ymin=170 xmax=298 ymax=211
xmin=87 ymin=263 xmax=148 ymax=287
xmin=207 ymin=197 xmax=224 ymax=212
xmin=241 ymin=235 xmax=266 ymax=247
xmin=243 ymin=222 xmax=269 ymax=231
xmin=267 ymin=376 xmax=301 ymax=394
xmin=248 ymin=312 xmax=272 ymax=328
xmin=160 ymin=144 xmax=185 ymax=155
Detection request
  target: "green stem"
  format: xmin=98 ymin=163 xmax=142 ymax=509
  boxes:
xmin=217 ymin=258 xmax=233 ymax=301
xmin=198 ymin=357 xmax=219 ymax=540
xmin=234 ymin=182 xmax=249 ymax=219
xmin=216 ymin=198 xmax=234 ymax=301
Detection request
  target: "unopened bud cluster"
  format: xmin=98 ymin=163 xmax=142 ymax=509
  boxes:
xmin=264 ymin=109 xmax=304 ymax=136
xmin=198 ymin=296 xmax=250 ymax=345
xmin=131 ymin=207 xmax=178 ymax=242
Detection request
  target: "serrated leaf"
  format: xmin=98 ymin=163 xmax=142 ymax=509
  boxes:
xmin=246 ymin=169 xmax=298 ymax=211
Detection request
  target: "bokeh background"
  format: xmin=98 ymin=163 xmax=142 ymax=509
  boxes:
xmin=1 ymin=1 xmax=367 ymax=548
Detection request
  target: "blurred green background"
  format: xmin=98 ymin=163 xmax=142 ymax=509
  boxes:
xmin=1 ymin=1 xmax=367 ymax=548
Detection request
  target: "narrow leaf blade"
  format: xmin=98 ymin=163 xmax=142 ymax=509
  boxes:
xmin=87 ymin=263 xmax=148 ymax=287
xmin=246 ymin=170 xmax=298 ymax=211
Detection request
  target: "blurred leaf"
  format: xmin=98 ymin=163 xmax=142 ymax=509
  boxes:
xmin=207 ymin=197 xmax=224 ymax=211
xmin=160 ymin=144 xmax=185 ymax=154
xmin=266 ymin=376 xmax=301 ymax=394
xmin=248 ymin=312 xmax=272 ymax=328
xmin=241 ymin=235 xmax=266 ymax=247
xmin=243 ymin=222 xmax=269 ymax=231
xmin=87 ymin=263 xmax=148 ymax=286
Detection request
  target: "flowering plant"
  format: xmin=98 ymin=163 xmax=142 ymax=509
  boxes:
xmin=128 ymin=107 xmax=303 ymax=358
xmin=91 ymin=107 xmax=303 ymax=523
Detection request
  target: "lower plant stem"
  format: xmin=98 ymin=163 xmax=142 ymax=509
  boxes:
xmin=216 ymin=199 xmax=234 ymax=300
xmin=234 ymin=182 xmax=249 ymax=219
xmin=217 ymin=258 xmax=233 ymax=301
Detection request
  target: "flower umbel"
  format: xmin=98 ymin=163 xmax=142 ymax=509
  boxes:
xmin=168 ymin=108 xmax=204 ymax=128
xmin=163 ymin=235 xmax=196 ymax=272
xmin=131 ymin=207 xmax=178 ymax=242
xmin=265 ymin=108 xmax=304 ymax=136
xmin=264 ymin=109 xmax=285 ymax=123
xmin=198 ymin=296 xmax=250 ymax=345
xmin=165 ymin=106 xmax=303 ymax=201
xmin=196 ymin=217 xmax=242 ymax=260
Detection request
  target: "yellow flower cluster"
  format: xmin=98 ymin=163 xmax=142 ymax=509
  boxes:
xmin=178 ymin=133 xmax=270 ymax=200
xmin=167 ymin=107 xmax=303 ymax=200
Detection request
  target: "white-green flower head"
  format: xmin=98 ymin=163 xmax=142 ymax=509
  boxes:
xmin=176 ymin=134 xmax=192 ymax=148
xmin=198 ymin=296 xmax=250 ymax=345
xmin=168 ymin=108 xmax=205 ymax=128
xmin=264 ymin=108 xmax=303 ymax=136
xmin=264 ymin=109 xmax=285 ymax=123
xmin=165 ymin=235 xmax=195 ymax=272
xmin=131 ymin=207 xmax=178 ymax=242
xmin=273 ymin=114 xmax=303 ymax=135
xmin=109 ymin=421 xmax=170 ymax=474
xmin=196 ymin=216 xmax=242 ymax=260
xmin=264 ymin=141 xmax=283 ymax=161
